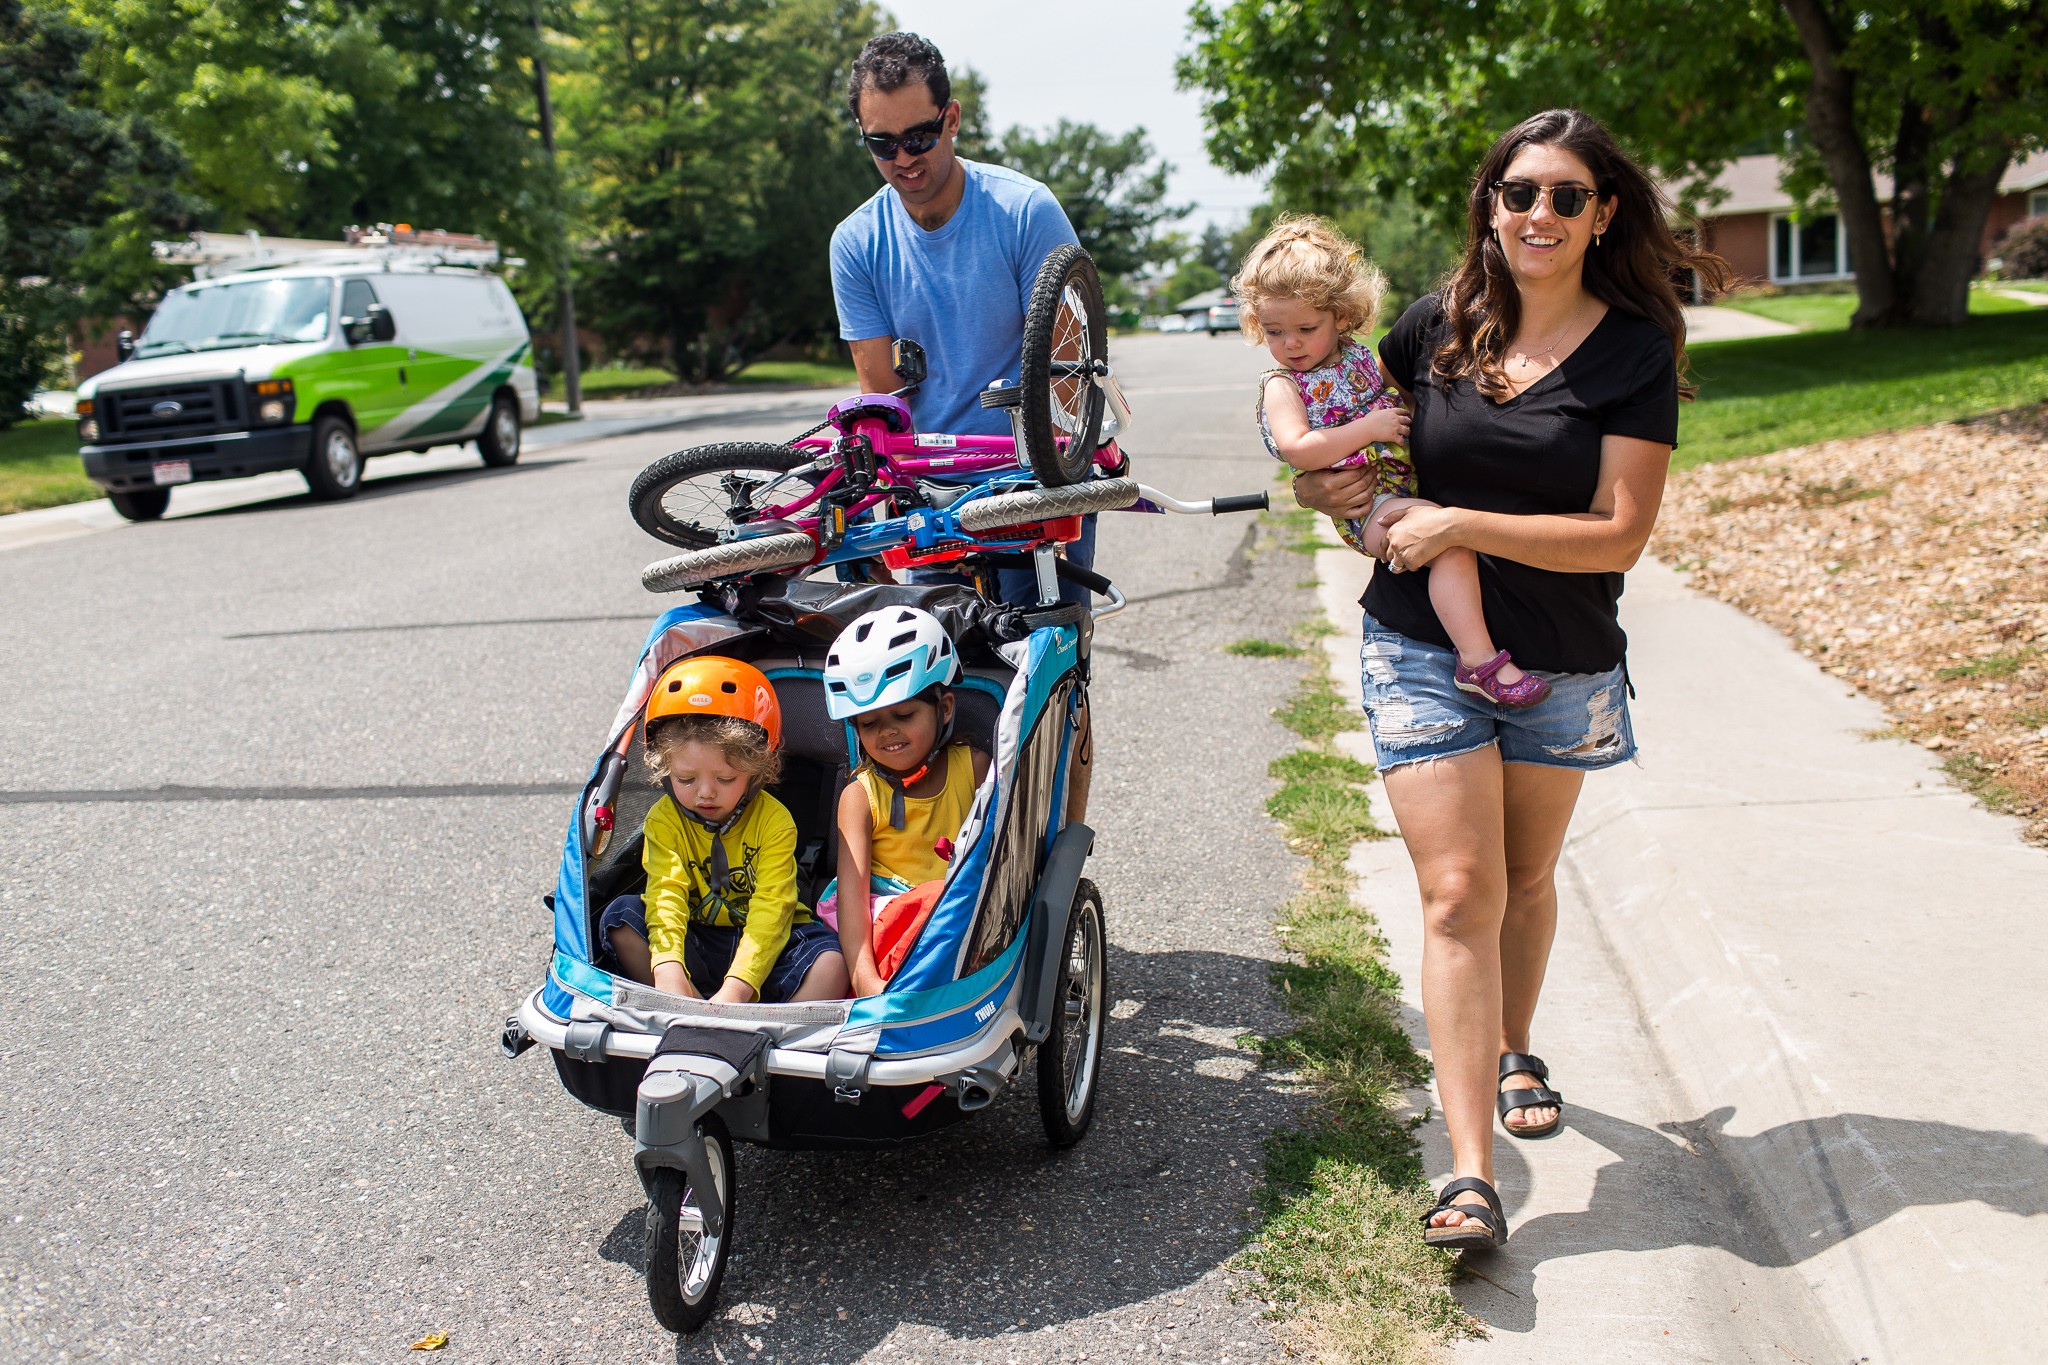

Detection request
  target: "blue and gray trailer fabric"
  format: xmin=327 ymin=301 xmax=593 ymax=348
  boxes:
xmin=510 ymin=594 xmax=1088 ymax=1146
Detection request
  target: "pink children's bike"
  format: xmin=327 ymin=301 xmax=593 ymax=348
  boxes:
xmin=624 ymin=246 xmax=1261 ymax=602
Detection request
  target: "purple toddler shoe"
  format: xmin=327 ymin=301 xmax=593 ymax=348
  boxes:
xmin=1454 ymin=650 xmax=1551 ymax=708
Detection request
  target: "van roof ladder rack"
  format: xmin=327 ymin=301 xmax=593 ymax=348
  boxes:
xmin=152 ymin=227 xmax=518 ymax=279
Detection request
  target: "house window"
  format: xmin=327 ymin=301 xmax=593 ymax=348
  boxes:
xmin=2032 ymin=191 xmax=2048 ymax=218
xmin=1771 ymin=213 xmax=1848 ymax=281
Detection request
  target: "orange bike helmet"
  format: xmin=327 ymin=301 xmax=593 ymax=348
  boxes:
xmin=644 ymin=656 xmax=782 ymax=749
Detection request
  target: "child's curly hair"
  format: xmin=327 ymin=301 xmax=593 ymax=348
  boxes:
xmin=644 ymin=714 xmax=782 ymax=788
xmin=1231 ymin=214 xmax=1387 ymax=344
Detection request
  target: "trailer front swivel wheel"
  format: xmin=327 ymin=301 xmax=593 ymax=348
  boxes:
xmin=645 ymin=1114 xmax=735 ymax=1334
xmin=1039 ymin=879 xmax=1107 ymax=1146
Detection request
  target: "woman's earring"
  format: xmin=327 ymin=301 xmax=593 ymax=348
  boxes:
xmin=1594 ymin=231 xmax=1602 ymax=246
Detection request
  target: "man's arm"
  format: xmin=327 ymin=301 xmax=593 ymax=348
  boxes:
xmin=848 ymin=336 xmax=897 ymax=395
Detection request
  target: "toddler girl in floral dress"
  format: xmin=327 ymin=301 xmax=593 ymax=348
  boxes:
xmin=1240 ymin=216 xmax=1549 ymax=706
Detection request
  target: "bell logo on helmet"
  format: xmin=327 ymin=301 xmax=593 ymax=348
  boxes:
xmin=856 ymin=671 xmax=874 ymax=684
xmin=688 ymin=693 xmax=713 ymax=706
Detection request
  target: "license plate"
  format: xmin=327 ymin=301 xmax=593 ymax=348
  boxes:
xmin=152 ymin=460 xmax=192 ymax=486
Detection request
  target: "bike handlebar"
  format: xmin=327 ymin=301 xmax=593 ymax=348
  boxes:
xmin=1135 ymin=484 xmax=1269 ymax=516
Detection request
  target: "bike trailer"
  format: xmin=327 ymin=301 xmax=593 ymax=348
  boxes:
xmin=500 ymin=580 xmax=1108 ymax=1332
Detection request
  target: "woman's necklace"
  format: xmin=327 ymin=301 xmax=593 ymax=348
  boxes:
xmin=1509 ymin=295 xmax=1588 ymax=370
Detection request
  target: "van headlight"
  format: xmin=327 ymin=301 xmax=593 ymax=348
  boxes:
xmin=251 ymin=378 xmax=295 ymax=424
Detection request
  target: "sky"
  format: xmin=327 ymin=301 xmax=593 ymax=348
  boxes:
xmin=875 ymin=0 xmax=1268 ymax=237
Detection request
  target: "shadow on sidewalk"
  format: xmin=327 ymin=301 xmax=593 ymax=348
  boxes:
xmin=1458 ymin=1102 xmax=2048 ymax=1334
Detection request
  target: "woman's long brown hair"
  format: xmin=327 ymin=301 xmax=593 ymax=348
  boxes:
xmin=1434 ymin=109 xmax=1730 ymax=402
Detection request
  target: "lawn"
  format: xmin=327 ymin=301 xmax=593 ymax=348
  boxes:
xmin=1720 ymin=286 xmax=2036 ymax=331
xmin=544 ymin=358 xmax=856 ymax=401
xmin=1676 ymin=298 xmax=2048 ymax=467
xmin=0 ymin=418 xmax=100 ymax=515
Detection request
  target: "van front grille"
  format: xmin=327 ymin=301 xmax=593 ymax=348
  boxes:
xmin=98 ymin=379 xmax=243 ymax=442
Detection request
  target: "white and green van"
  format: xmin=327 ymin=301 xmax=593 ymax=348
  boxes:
xmin=77 ymin=255 xmax=539 ymax=520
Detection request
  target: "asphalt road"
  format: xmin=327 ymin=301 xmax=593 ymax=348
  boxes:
xmin=1 ymin=330 xmax=1321 ymax=1364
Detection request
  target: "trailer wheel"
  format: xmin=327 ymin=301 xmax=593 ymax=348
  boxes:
xmin=1038 ymin=879 xmax=1106 ymax=1146
xmin=645 ymin=1114 xmax=735 ymax=1334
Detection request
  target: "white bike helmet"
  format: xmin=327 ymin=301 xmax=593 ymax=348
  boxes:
xmin=823 ymin=606 xmax=959 ymax=720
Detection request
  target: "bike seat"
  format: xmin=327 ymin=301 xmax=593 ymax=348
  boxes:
xmin=828 ymin=393 xmax=913 ymax=435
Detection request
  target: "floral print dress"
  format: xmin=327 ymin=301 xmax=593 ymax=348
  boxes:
xmin=1257 ymin=336 xmax=1416 ymax=556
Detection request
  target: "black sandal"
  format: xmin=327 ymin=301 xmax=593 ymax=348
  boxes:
xmin=1420 ymin=1175 xmax=1506 ymax=1250
xmin=1497 ymin=1052 xmax=1564 ymax=1139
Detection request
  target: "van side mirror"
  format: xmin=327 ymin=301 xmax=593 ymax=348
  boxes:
xmin=366 ymin=303 xmax=396 ymax=342
xmin=891 ymin=337 xmax=925 ymax=390
xmin=116 ymin=330 xmax=135 ymax=362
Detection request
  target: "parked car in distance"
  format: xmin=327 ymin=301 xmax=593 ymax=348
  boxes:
xmin=1206 ymin=300 xmax=1241 ymax=335
xmin=1157 ymin=312 xmax=1188 ymax=333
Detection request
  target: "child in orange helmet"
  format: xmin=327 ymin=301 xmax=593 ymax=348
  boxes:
xmin=597 ymin=656 xmax=849 ymax=1003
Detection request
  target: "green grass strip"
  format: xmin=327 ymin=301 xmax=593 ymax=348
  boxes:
xmin=1243 ymin=513 xmax=1472 ymax=1362
xmin=0 ymin=418 xmax=101 ymax=515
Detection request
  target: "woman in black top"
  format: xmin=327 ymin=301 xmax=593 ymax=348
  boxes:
xmin=1295 ymin=109 xmax=1727 ymax=1249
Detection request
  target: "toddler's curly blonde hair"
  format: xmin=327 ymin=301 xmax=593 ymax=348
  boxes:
xmin=1231 ymin=215 xmax=1387 ymax=344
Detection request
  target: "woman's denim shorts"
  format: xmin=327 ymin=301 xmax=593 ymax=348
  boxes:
xmin=1355 ymin=613 xmax=1636 ymax=774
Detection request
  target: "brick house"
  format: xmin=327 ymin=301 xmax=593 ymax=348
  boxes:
xmin=1679 ymin=150 xmax=2048 ymax=287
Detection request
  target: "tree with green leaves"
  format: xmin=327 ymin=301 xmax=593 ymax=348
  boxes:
xmin=1179 ymin=0 xmax=2047 ymax=328
xmin=77 ymin=0 xmax=554 ymax=262
xmin=561 ymin=0 xmax=883 ymax=381
xmin=991 ymin=121 xmax=1188 ymax=282
xmin=0 ymin=0 xmax=194 ymax=424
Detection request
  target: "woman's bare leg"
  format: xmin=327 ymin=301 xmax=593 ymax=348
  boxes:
xmin=1497 ymin=763 xmax=1582 ymax=1129
xmin=1362 ymin=500 xmax=1524 ymax=684
xmin=1383 ymin=747 xmax=1584 ymax=1227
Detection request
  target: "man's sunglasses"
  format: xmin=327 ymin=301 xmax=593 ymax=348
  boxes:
xmin=1492 ymin=180 xmax=1601 ymax=218
xmin=858 ymin=112 xmax=947 ymax=161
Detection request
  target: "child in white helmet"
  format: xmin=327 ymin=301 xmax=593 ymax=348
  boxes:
xmin=820 ymin=606 xmax=992 ymax=997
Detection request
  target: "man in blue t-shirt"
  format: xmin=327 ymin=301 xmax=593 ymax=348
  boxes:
xmin=829 ymin=31 xmax=1096 ymax=608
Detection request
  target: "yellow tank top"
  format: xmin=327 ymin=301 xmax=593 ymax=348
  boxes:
xmin=857 ymin=743 xmax=977 ymax=886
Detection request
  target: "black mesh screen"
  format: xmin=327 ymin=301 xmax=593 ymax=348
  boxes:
xmin=962 ymin=676 xmax=1074 ymax=976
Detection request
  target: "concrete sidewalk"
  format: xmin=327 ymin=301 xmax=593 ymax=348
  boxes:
xmin=1315 ymin=546 xmax=2048 ymax=1363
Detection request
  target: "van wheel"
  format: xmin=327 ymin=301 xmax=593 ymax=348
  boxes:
xmin=108 ymin=489 xmax=170 ymax=522
xmin=304 ymin=414 xmax=363 ymax=500
xmin=477 ymin=394 xmax=521 ymax=467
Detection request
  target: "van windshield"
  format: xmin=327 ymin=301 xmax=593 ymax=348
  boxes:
xmin=138 ymin=277 xmax=333 ymax=356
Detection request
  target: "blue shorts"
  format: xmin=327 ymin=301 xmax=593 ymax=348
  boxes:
xmin=909 ymin=512 xmax=1097 ymax=607
xmin=596 ymin=895 xmax=841 ymax=1002
xmin=1355 ymin=613 xmax=1636 ymax=773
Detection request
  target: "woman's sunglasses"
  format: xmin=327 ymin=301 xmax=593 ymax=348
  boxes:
xmin=858 ymin=112 xmax=947 ymax=161
xmin=1492 ymin=180 xmax=1600 ymax=218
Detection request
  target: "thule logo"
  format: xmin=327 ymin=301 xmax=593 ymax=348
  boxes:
xmin=151 ymin=401 xmax=183 ymax=417
xmin=974 ymin=1000 xmax=996 ymax=1023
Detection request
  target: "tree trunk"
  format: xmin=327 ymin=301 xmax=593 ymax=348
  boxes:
xmin=1909 ymin=145 xmax=2011 ymax=326
xmin=1780 ymin=0 xmax=1899 ymax=326
xmin=1888 ymin=99 xmax=1933 ymax=301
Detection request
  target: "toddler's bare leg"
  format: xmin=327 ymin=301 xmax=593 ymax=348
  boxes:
xmin=1426 ymin=548 xmax=1527 ymax=683
xmin=1363 ymin=498 xmax=1526 ymax=685
xmin=608 ymin=926 xmax=654 ymax=985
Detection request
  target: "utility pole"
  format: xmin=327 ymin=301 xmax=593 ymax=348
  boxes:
xmin=531 ymin=2 xmax=582 ymax=415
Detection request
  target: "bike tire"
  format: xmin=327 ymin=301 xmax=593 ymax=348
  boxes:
xmin=1019 ymin=245 xmax=1107 ymax=487
xmin=642 ymin=532 xmax=818 ymax=593
xmin=954 ymin=478 xmax=1141 ymax=534
xmin=629 ymin=443 xmax=811 ymax=550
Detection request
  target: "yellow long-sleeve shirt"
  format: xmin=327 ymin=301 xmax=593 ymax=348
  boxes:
xmin=642 ymin=790 xmax=806 ymax=993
